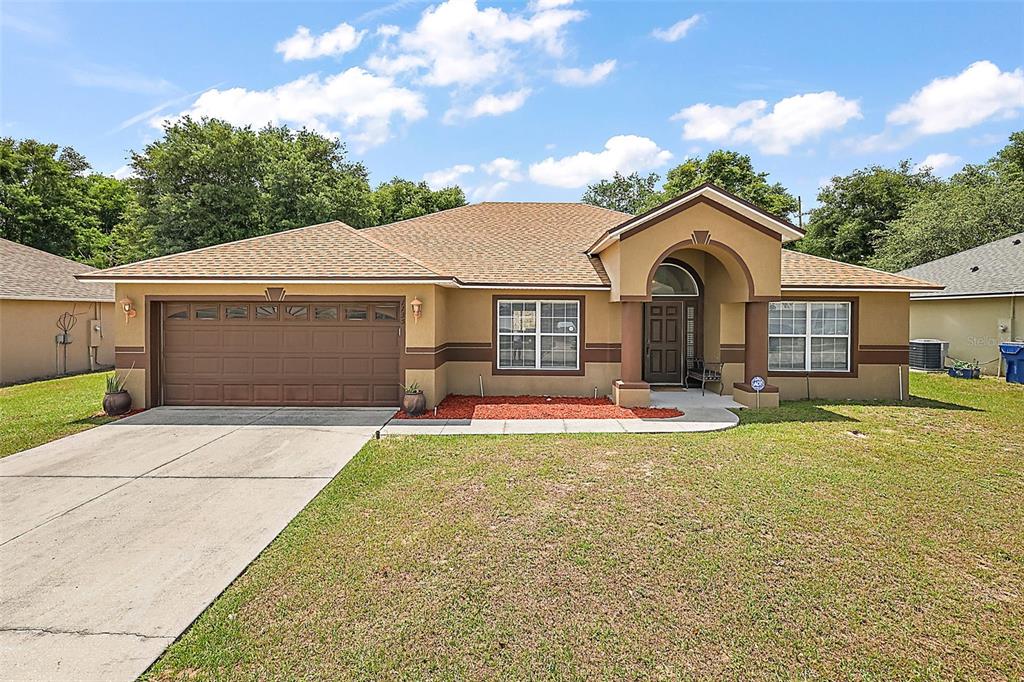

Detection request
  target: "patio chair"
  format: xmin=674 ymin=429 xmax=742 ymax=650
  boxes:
xmin=686 ymin=359 xmax=723 ymax=396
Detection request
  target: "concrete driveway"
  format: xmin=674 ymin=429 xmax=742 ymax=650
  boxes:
xmin=0 ymin=406 xmax=393 ymax=681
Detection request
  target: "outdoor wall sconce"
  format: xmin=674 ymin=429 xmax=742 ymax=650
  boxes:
xmin=119 ymin=297 xmax=137 ymax=323
xmin=410 ymin=297 xmax=423 ymax=322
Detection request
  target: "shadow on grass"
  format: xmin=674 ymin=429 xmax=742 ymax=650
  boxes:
xmin=738 ymin=394 xmax=980 ymax=425
xmin=70 ymin=415 xmax=116 ymax=427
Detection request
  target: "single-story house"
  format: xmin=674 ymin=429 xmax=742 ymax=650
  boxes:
xmin=899 ymin=232 xmax=1023 ymax=375
xmin=0 ymin=238 xmax=115 ymax=384
xmin=77 ymin=184 xmax=941 ymax=409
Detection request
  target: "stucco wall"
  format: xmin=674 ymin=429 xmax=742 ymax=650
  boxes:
xmin=605 ymin=201 xmax=782 ymax=301
xmin=0 ymin=299 xmax=115 ymax=385
xmin=909 ymin=296 xmax=1020 ymax=375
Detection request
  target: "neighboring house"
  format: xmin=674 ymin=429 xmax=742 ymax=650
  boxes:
xmin=77 ymin=184 xmax=940 ymax=409
xmin=0 ymin=238 xmax=115 ymax=384
xmin=899 ymin=232 xmax=1023 ymax=375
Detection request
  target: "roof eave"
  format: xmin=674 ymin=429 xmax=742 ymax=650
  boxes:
xmin=587 ymin=183 xmax=805 ymax=255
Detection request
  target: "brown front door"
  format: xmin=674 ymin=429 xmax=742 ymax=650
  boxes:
xmin=644 ymin=301 xmax=683 ymax=383
xmin=160 ymin=301 xmax=402 ymax=407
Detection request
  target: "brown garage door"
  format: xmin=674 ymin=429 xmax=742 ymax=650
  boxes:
xmin=160 ymin=301 xmax=401 ymax=406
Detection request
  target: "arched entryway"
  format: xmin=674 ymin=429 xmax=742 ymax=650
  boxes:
xmin=643 ymin=260 xmax=703 ymax=384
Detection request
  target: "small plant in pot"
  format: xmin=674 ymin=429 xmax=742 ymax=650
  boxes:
xmin=103 ymin=367 xmax=134 ymax=416
xmin=948 ymin=359 xmax=981 ymax=380
xmin=401 ymin=381 xmax=426 ymax=417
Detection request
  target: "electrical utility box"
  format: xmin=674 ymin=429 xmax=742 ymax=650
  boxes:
xmin=90 ymin=320 xmax=103 ymax=348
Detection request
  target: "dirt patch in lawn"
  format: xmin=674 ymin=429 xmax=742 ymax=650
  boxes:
xmin=394 ymin=394 xmax=683 ymax=420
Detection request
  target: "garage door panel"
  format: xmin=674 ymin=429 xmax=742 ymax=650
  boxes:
xmin=223 ymin=384 xmax=252 ymax=402
xmin=162 ymin=300 xmax=401 ymax=407
xmin=342 ymin=330 xmax=371 ymax=350
xmin=222 ymin=356 xmax=252 ymax=375
xmin=192 ymin=330 xmax=223 ymax=349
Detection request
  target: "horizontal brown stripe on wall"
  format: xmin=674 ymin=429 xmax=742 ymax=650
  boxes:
xmin=720 ymin=344 xmax=745 ymax=363
xmin=115 ymin=352 xmax=147 ymax=369
xmin=405 ymin=340 xmax=621 ymax=369
xmin=858 ymin=348 xmax=910 ymax=364
xmin=859 ymin=344 xmax=910 ymax=351
xmin=115 ymin=346 xmax=145 ymax=353
xmin=583 ymin=344 xmax=621 ymax=363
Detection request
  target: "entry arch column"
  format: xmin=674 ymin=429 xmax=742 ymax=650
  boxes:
xmin=612 ymin=300 xmax=650 ymax=407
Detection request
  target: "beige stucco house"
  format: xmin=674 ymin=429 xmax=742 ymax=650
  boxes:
xmin=900 ymin=232 xmax=1022 ymax=375
xmin=0 ymin=238 xmax=115 ymax=384
xmin=77 ymin=184 xmax=941 ymax=409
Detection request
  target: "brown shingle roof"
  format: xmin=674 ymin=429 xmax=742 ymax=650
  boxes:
xmin=77 ymin=221 xmax=443 ymax=281
xmin=0 ymin=238 xmax=113 ymax=301
xmin=366 ymin=202 xmax=628 ymax=286
xmin=76 ymin=204 xmax=942 ymax=291
xmin=781 ymin=250 xmax=942 ymax=290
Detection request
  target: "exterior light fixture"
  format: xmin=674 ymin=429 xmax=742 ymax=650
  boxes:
xmin=410 ymin=297 xmax=423 ymax=322
xmin=119 ymin=297 xmax=137 ymax=322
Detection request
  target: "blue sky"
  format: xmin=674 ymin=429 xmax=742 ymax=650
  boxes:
xmin=3 ymin=1 xmax=1023 ymax=209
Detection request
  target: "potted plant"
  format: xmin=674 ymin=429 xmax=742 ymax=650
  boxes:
xmin=103 ymin=367 xmax=134 ymax=416
xmin=401 ymin=381 xmax=426 ymax=417
xmin=948 ymin=359 xmax=981 ymax=380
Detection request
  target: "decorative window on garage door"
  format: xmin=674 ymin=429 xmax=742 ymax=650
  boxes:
xmin=497 ymin=300 xmax=579 ymax=370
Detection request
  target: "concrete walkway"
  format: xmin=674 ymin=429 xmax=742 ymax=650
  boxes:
xmin=382 ymin=389 xmax=742 ymax=436
xmin=0 ymin=407 xmax=392 ymax=682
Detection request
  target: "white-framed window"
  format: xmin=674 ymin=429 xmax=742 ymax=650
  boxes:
xmin=768 ymin=301 xmax=851 ymax=372
xmin=497 ymin=300 xmax=580 ymax=370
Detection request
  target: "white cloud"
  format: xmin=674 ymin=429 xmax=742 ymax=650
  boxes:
xmin=530 ymin=0 xmax=574 ymax=9
xmin=111 ymin=164 xmax=135 ymax=180
xmin=554 ymin=59 xmax=616 ymax=86
xmin=275 ymin=23 xmax=366 ymax=61
xmin=423 ymin=163 xmax=475 ymax=188
xmin=672 ymin=91 xmax=861 ymax=154
xmin=529 ymin=135 xmax=673 ymax=188
xmin=70 ymin=64 xmax=176 ymax=95
xmin=471 ymin=180 xmax=510 ymax=201
xmin=366 ymin=0 xmax=585 ymax=87
xmin=481 ymin=156 xmax=523 ymax=181
xmin=915 ymin=152 xmax=963 ymax=175
xmin=652 ymin=14 xmax=702 ymax=42
xmin=887 ymin=61 xmax=1024 ymax=135
xmin=671 ymin=100 xmax=765 ymax=142
xmin=155 ymin=67 xmax=427 ymax=150
xmin=445 ymin=88 xmax=531 ymax=123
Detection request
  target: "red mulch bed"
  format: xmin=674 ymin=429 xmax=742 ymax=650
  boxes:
xmin=394 ymin=395 xmax=682 ymax=420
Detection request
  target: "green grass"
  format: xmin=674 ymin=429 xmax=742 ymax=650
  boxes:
xmin=0 ymin=371 xmax=114 ymax=457
xmin=147 ymin=373 xmax=1023 ymax=680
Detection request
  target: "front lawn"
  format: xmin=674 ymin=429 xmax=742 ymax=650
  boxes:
xmin=0 ymin=371 xmax=114 ymax=458
xmin=147 ymin=374 xmax=1023 ymax=679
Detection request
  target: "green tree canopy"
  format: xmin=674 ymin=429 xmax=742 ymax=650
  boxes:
xmin=798 ymin=161 xmax=940 ymax=264
xmin=372 ymin=178 xmax=466 ymax=225
xmin=0 ymin=138 xmax=98 ymax=257
xmin=580 ymin=150 xmax=798 ymax=219
xmin=131 ymin=118 xmax=380 ymax=254
xmin=870 ymin=133 xmax=1024 ymax=271
xmin=581 ymin=172 xmax=660 ymax=214
xmin=661 ymin=150 xmax=799 ymax=219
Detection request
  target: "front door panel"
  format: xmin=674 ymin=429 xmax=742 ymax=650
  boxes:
xmin=644 ymin=302 xmax=683 ymax=383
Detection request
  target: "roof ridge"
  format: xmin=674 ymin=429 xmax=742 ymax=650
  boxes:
xmin=363 ymin=203 xmax=479 ymax=232
xmin=785 ymin=249 xmax=941 ymax=287
xmin=79 ymin=220 xmax=350 ymax=279
xmin=344 ymin=222 xmax=449 ymax=278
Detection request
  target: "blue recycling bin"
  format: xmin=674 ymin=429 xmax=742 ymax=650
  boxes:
xmin=999 ymin=342 xmax=1024 ymax=384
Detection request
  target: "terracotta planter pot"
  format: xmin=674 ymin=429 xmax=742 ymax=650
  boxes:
xmin=402 ymin=391 xmax=426 ymax=417
xmin=103 ymin=390 xmax=132 ymax=416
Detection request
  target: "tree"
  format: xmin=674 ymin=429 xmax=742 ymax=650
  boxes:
xmin=582 ymin=172 xmax=660 ymax=214
xmin=0 ymin=138 xmax=98 ymax=257
xmin=371 ymin=178 xmax=466 ymax=225
xmin=870 ymin=133 xmax=1024 ymax=271
xmin=661 ymin=150 xmax=799 ymax=219
xmin=798 ymin=161 xmax=939 ymax=264
xmin=130 ymin=118 xmax=380 ymax=254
